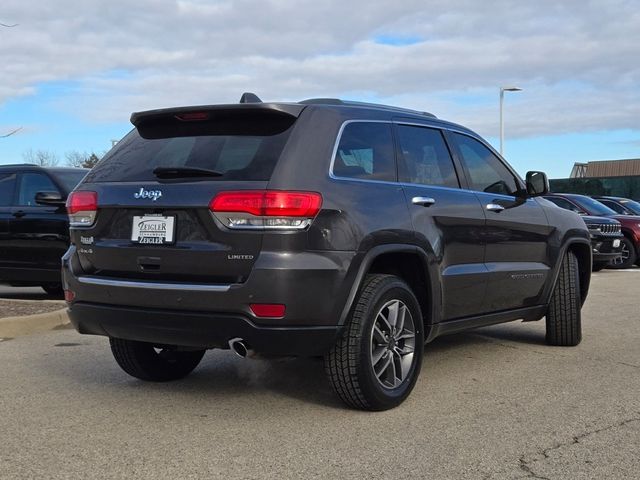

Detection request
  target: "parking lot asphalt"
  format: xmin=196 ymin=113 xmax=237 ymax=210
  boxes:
xmin=0 ymin=269 xmax=639 ymax=479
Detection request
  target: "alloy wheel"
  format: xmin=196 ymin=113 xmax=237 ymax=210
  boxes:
xmin=369 ymin=299 xmax=416 ymax=389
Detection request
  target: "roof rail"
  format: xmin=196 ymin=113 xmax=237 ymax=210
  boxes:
xmin=298 ymin=98 xmax=437 ymax=118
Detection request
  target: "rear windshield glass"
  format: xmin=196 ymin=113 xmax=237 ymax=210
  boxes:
xmin=84 ymin=121 xmax=294 ymax=183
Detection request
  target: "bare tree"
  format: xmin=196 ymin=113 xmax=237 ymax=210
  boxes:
xmin=65 ymin=151 xmax=101 ymax=169
xmin=23 ymin=149 xmax=59 ymax=167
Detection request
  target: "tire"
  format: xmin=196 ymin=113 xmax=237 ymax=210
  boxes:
xmin=325 ymin=274 xmax=424 ymax=411
xmin=546 ymin=251 xmax=582 ymax=346
xmin=608 ymin=236 xmax=637 ymax=270
xmin=41 ymin=283 xmax=64 ymax=297
xmin=109 ymin=338 xmax=205 ymax=382
xmin=591 ymin=262 xmax=607 ymax=272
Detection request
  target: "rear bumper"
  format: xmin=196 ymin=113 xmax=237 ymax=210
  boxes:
xmin=68 ymin=302 xmax=340 ymax=355
xmin=62 ymin=245 xmax=356 ymax=355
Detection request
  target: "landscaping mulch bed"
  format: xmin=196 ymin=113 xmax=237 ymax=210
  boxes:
xmin=0 ymin=300 xmax=65 ymax=319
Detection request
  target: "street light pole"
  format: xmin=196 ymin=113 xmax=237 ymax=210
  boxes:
xmin=499 ymin=86 xmax=522 ymax=157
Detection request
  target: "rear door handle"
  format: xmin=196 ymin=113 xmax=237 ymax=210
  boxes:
xmin=12 ymin=210 xmax=26 ymax=218
xmin=486 ymin=203 xmax=505 ymax=213
xmin=411 ymin=196 xmax=436 ymax=207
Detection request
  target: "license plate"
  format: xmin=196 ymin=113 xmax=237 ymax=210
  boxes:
xmin=131 ymin=215 xmax=175 ymax=244
xmin=613 ymin=239 xmax=621 ymax=248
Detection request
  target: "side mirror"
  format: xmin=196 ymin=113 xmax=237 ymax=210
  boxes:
xmin=525 ymin=171 xmax=549 ymax=197
xmin=35 ymin=191 xmax=65 ymax=206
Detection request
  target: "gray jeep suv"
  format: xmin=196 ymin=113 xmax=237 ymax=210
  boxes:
xmin=63 ymin=95 xmax=591 ymax=410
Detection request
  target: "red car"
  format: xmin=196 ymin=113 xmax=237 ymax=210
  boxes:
xmin=544 ymin=193 xmax=640 ymax=269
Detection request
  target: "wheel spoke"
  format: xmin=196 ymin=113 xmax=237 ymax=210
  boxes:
xmin=399 ymin=352 xmax=414 ymax=382
xmin=374 ymin=352 xmax=392 ymax=379
xmin=396 ymin=332 xmax=414 ymax=341
xmin=395 ymin=304 xmax=406 ymax=335
xmin=371 ymin=346 xmax=387 ymax=365
xmin=389 ymin=353 xmax=399 ymax=387
xmin=396 ymin=343 xmax=415 ymax=355
xmin=377 ymin=312 xmax=392 ymax=332
xmin=372 ymin=325 xmax=387 ymax=345
xmin=387 ymin=301 xmax=399 ymax=328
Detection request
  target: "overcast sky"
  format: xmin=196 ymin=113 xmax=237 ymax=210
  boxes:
xmin=1 ymin=0 xmax=639 ymax=177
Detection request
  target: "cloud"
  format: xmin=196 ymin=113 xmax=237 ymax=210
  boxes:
xmin=1 ymin=0 xmax=639 ymax=138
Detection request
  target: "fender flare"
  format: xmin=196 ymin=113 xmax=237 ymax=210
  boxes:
xmin=337 ymin=244 xmax=438 ymax=327
xmin=542 ymin=237 xmax=592 ymax=307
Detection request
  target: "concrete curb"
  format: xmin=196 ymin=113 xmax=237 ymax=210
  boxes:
xmin=0 ymin=308 xmax=70 ymax=338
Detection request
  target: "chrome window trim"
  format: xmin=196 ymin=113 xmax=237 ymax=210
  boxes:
xmin=77 ymin=276 xmax=231 ymax=292
xmin=328 ymin=119 xmax=528 ymax=200
xmin=328 ymin=119 xmax=395 ymax=183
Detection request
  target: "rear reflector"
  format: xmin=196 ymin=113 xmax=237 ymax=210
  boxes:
xmin=210 ymin=190 xmax=322 ymax=230
xmin=250 ymin=303 xmax=286 ymax=318
xmin=64 ymin=289 xmax=75 ymax=303
xmin=66 ymin=191 xmax=98 ymax=227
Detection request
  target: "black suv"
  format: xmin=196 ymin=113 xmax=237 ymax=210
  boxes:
xmin=0 ymin=164 xmax=87 ymax=294
xmin=578 ymin=217 xmax=622 ymax=271
xmin=63 ymin=96 xmax=592 ymax=410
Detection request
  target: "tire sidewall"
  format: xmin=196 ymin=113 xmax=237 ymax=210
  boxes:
xmin=356 ymin=279 xmax=424 ymax=409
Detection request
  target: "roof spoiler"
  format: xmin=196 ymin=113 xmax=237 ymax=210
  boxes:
xmin=130 ymin=103 xmax=305 ymax=128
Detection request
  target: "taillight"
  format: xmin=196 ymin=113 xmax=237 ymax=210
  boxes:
xmin=210 ymin=190 xmax=322 ymax=230
xmin=66 ymin=191 xmax=98 ymax=227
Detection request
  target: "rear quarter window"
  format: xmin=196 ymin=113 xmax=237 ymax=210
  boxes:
xmin=332 ymin=122 xmax=396 ymax=182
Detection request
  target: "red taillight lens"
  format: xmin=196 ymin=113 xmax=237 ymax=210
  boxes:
xmin=66 ymin=191 xmax=98 ymax=227
xmin=211 ymin=191 xmax=265 ymax=216
xmin=66 ymin=191 xmax=97 ymax=214
xmin=211 ymin=191 xmax=322 ymax=217
xmin=250 ymin=303 xmax=286 ymax=318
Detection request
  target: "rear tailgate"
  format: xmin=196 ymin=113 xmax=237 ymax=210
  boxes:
xmin=71 ymin=104 xmax=304 ymax=284
xmin=72 ymin=181 xmax=267 ymax=283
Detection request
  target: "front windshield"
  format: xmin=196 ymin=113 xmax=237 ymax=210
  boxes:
xmin=620 ymin=199 xmax=640 ymax=215
xmin=573 ymin=196 xmax=618 ymax=216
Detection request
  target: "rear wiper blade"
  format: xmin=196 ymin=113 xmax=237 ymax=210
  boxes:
xmin=152 ymin=167 xmax=223 ymax=178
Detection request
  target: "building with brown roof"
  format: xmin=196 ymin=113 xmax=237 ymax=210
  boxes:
xmin=570 ymin=158 xmax=640 ymax=178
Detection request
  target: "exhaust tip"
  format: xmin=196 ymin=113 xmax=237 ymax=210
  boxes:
xmin=228 ymin=337 xmax=249 ymax=358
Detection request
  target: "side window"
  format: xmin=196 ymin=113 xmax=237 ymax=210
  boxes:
xmin=545 ymin=197 xmax=583 ymax=213
xmin=396 ymin=125 xmax=459 ymax=188
xmin=333 ymin=122 xmax=396 ymax=181
xmin=17 ymin=173 xmax=59 ymax=206
xmin=452 ymin=133 xmax=519 ymax=196
xmin=0 ymin=173 xmax=17 ymax=206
